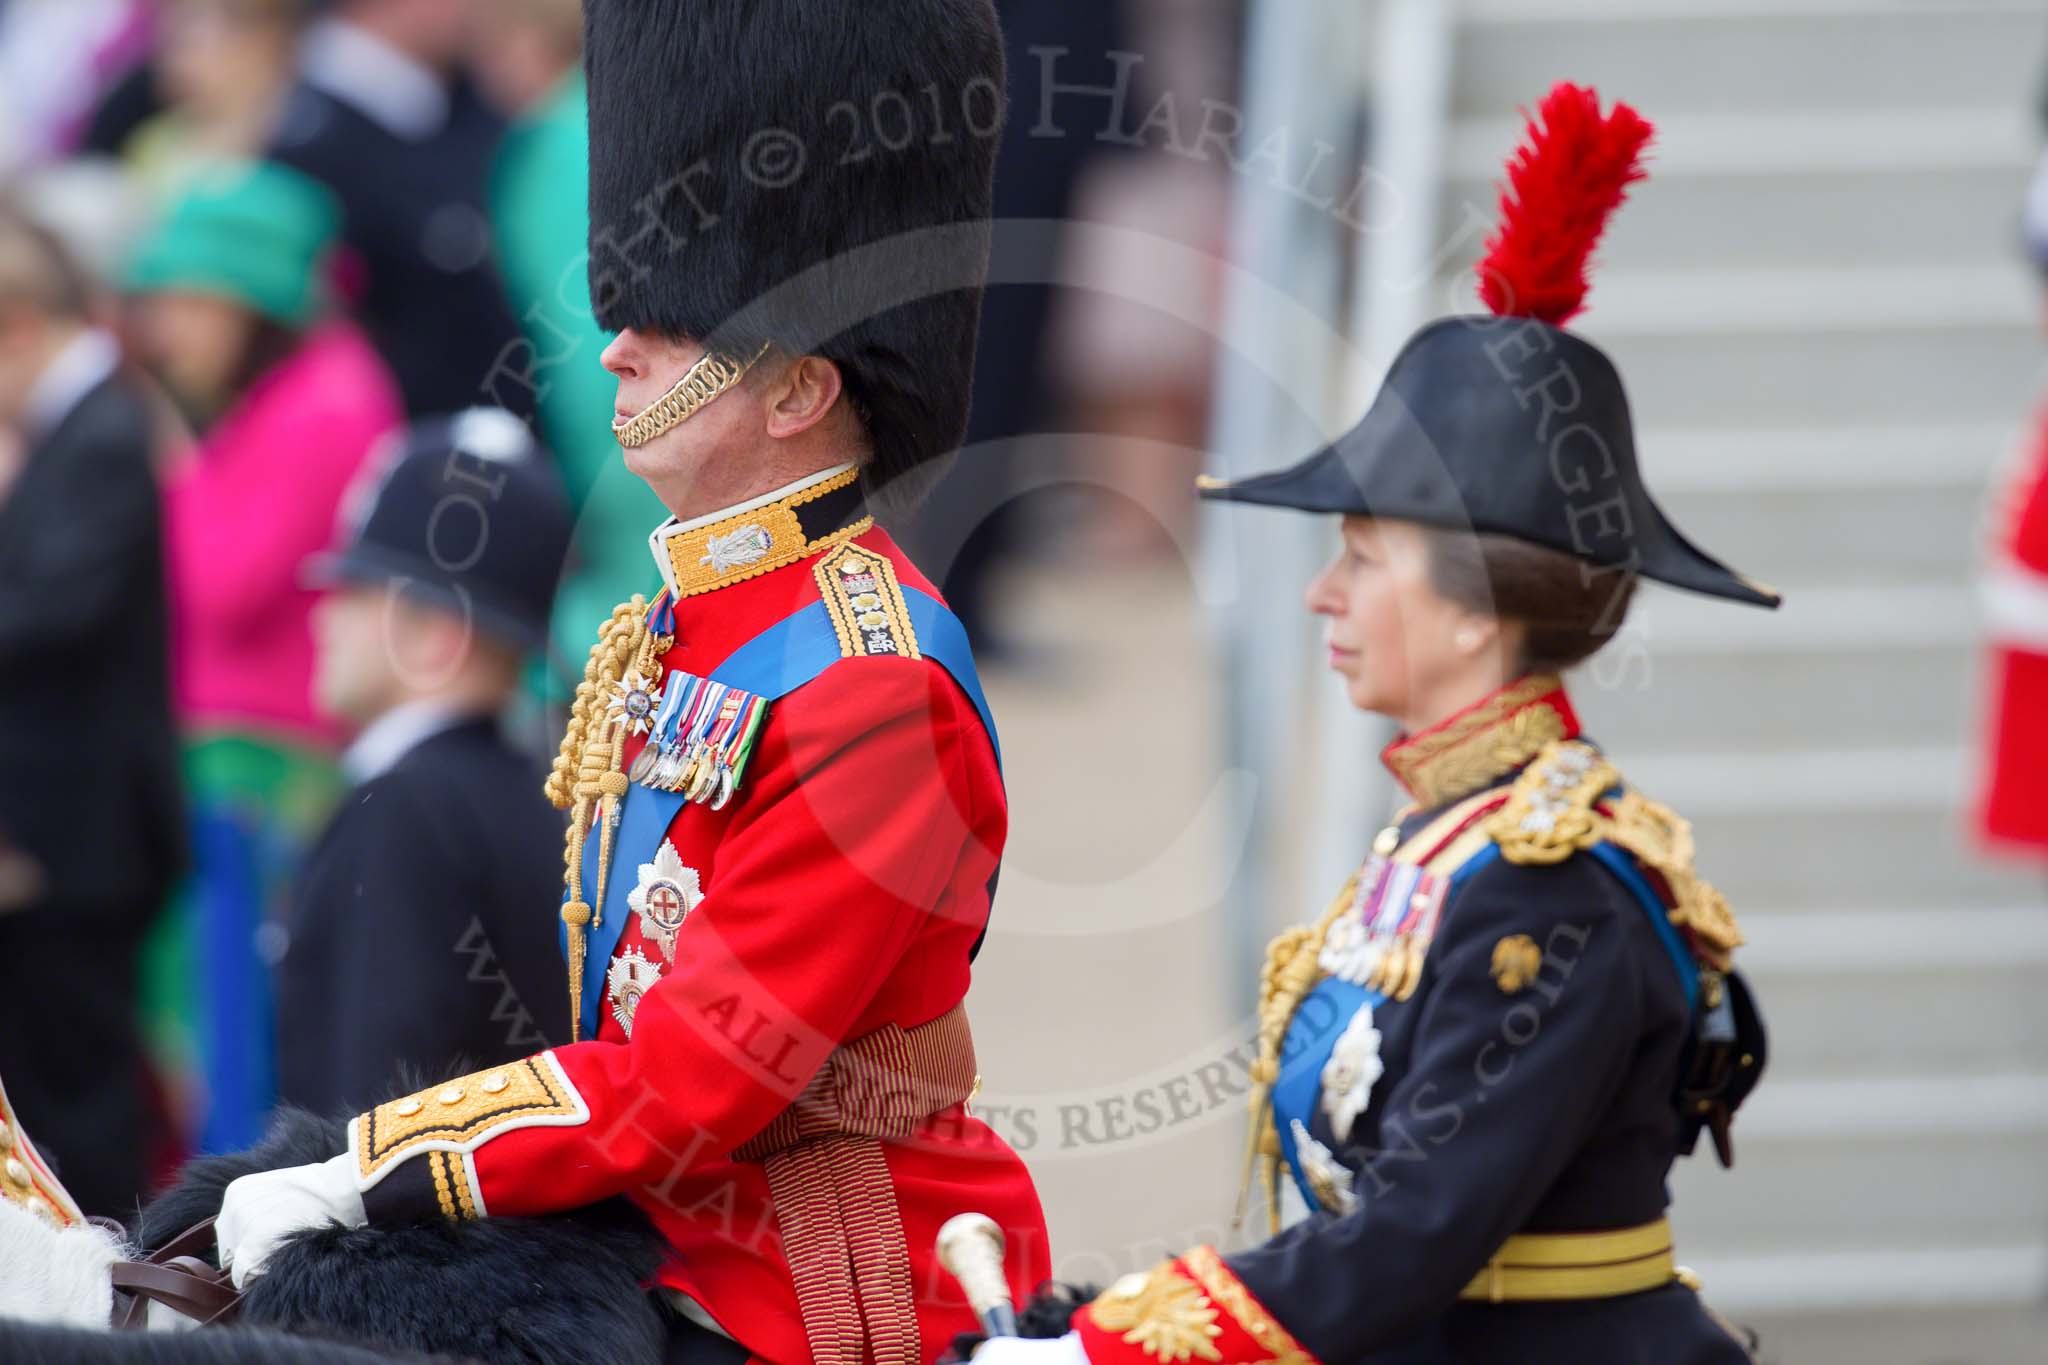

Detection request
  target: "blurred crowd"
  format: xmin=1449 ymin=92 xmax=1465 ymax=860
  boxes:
xmin=0 ymin=0 xmax=635 ymax=1217
xmin=0 ymin=0 xmax=1240 ymax=1219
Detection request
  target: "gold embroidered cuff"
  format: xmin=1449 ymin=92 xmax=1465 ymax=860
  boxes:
xmin=350 ymin=1052 xmax=588 ymax=1191
xmin=1079 ymin=1247 xmax=1318 ymax=1365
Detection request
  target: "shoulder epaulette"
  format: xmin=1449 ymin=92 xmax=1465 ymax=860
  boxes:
xmin=814 ymin=542 xmax=921 ymax=661
xmin=1487 ymin=739 xmax=1743 ymax=964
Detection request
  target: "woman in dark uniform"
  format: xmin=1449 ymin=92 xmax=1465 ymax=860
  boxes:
xmin=974 ymin=83 xmax=1769 ymax=1365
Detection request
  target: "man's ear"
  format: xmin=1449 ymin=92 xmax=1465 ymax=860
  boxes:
xmin=762 ymin=355 xmax=845 ymax=440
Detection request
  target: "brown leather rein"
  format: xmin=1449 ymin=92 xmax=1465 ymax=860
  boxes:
xmin=106 ymin=1217 xmax=242 ymax=1330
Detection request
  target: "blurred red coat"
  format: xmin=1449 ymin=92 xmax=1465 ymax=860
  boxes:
xmin=1978 ymin=404 xmax=2048 ymax=855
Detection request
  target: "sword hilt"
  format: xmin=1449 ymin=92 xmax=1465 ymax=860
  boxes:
xmin=936 ymin=1212 xmax=1019 ymax=1338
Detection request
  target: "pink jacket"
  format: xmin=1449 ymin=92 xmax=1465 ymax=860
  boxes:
xmin=165 ymin=322 xmax=401 ymax=746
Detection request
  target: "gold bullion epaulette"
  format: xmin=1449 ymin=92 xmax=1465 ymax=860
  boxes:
xmin=1486 ymin=739 xmax=1743 ymax=964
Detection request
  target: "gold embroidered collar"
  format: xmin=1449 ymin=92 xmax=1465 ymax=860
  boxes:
xmin=1381 ymin=675 xmax=1580 ymax=808
xmin=647 ymin=465 xmax=873 ymax=599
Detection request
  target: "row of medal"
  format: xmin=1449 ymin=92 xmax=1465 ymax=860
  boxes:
xmin=1317 ymin=856 xmax=1452 ymax=1004
xmin=623 ymin=670 xmax=771 ymax=810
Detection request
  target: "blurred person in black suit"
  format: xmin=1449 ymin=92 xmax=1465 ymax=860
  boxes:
xmin=0 ymin=205 xmax=181 ymax=1217
xmin=267 ymin=0 xmax=530 ymax=421
xmin=273 ymin=408 xmax=571 ymax=1117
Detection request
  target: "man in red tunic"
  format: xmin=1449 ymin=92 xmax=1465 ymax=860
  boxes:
xmin=217 ymin=3 xmax=1050 ymax=1361
xmin=1978 ymin=406 xmax=2048 ymax=858
xmin=1976 ymin=146 xmax=2048 ymax=861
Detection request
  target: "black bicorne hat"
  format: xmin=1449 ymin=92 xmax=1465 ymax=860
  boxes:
xmin=1200 ymin=83 xmax=1780 ymax=610
xmin=582 ymin=0 xmax=1006 ymax=492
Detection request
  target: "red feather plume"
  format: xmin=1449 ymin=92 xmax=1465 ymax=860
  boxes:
xmin=1475 ymin=83 xmax=1653 ymax=326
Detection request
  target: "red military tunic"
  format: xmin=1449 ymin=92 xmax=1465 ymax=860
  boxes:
xmin=347 ymin=466 xmax=1049 ymax=1365
xmin=1979 ymin=402 xmax=2048 ymax=857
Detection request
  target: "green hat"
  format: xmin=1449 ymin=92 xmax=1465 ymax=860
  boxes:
xmin=126 ymin=161 xmax=341 ymax=327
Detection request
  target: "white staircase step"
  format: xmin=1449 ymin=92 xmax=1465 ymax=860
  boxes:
xmin=1459 ymin=0 xmax=2042 ymax=22
xmin=1755 ymin=962 xmax=2048 ymax=1077
xmin=1744 ymin=905 xmax=2048 ymax=973
xmin=1581 ymin=643 xmax=1976 ymax=753
xmin=1450 ymin=158 xmax=2035 ymax=274
xmin=1452 ymin=6 xmax=2048 ymax=119
xmin=1646 ymin=481 xmax=1989 ymax=585
xmin=1677 ymin=1242 xmax=2048 ymax=1316
xmin=1608 ymin=745 xmax=2031 ymax=908
xmin=1449 ymin=108 xmax=2035 ymax=181
xmin=1597 ymin=325 xmax=2042 ymax=430
xmin=1671 ymin=1116 xmax=2048 ymax=1247
xmin=1437 ymin=265 xmax=2037 ymax=336
xmin=1737 ymin=909 xmax=2048 ymax=1077
xmin=1627 ymin=744 xmax=1962 ymax=814
xmin=1622 ymin=585 xmax=1979 ymax=654
xmin=1642 ymin=423 xmax=2014 ymax=493
xmin=1734 ymin=1073 xmax=2048 ymax=1142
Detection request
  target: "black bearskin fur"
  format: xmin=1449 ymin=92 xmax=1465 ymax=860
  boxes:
xmin=942 ymin=1281 xmax=1098 ymax=1361
xmin=583 ymin=0 xmax=1005 ymax=492
xmin=133 ymin=1108 xmax=672 ymax=1365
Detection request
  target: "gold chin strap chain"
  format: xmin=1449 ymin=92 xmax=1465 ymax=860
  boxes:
xmin=611 ymin=343 xmax=771 ymax=450
xmin=546 ymin=596 xmax=671 ymax=1039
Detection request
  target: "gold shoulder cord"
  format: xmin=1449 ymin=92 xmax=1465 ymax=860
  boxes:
xmin=1489 ymin=740 xmax=1744 ymax=970
xmin=1235 ymin=871 xmax=1358 ymax=1235
xmin=545 ymin=595 xmax=672 ymax=1039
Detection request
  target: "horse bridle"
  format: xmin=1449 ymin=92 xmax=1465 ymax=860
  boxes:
xmin=106 ymin=1217 xmax=242 ymax=1330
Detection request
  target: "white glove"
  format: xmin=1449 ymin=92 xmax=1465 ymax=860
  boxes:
xmin=973 ymin=1334 xmax=1091 ymax=1363
xmin=216 ymin=1153 xmax=366 ymax=1289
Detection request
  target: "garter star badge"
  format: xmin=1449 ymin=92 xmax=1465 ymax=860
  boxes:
xmin=1288 ymin=1119 xmax=1359 ymax=1217
xmin=629 ymin=840 xmax=702 ymax=963
xmin=606 ymin=948 xmax=663 ymax=1037
xmin=1320 ymin=1005 xmax=1384 ymax=1143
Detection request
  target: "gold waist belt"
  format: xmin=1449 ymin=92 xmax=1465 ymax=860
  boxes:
xmin=1459 ymin=1217 xmax=1677 ymax=1303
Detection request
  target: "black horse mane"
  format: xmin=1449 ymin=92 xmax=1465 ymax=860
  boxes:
xmin=0 ymin=1318 xmax=451 ymax=1364
xmin=942 ymin=1282 xmax=1099 ymax=1362
xmin=126 ymin=1107 xmax=673 ymax=1365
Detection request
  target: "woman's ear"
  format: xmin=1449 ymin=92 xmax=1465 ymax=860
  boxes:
xmin=1450 ymin=613 xmax=1493 ymax=658
xmin=762 ymin=355 xmax=845 ymax=440
xmin=1451 ymin=611 xmax=1524 ymax=674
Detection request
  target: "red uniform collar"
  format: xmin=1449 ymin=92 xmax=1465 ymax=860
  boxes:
xmin=1381 ymin=675 xmax=1581 ymax=808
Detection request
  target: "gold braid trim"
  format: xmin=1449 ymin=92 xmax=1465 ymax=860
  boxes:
xmin=545 ymin=597 xmax=667 ymax=1039
xmin=1182 ymin=1247 xmax=1317 ymax=1365
xmin=1487 ymin=740 xmax=1743 ymax=970
xmin=1235 ymin=872 xmax=1357 ymax=1234
xmin=1383 ymin=674 xmax=1565 ymax=808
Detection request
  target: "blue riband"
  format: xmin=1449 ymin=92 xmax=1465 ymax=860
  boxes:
xmin=561 ymin=585 xmax=999 ymax=1040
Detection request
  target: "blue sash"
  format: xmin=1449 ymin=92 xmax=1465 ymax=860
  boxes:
xmin=1270 ymin=832 xmax=1696 ymax=1212
xmin=563 ymin=587 xmax=997 ymax=1040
